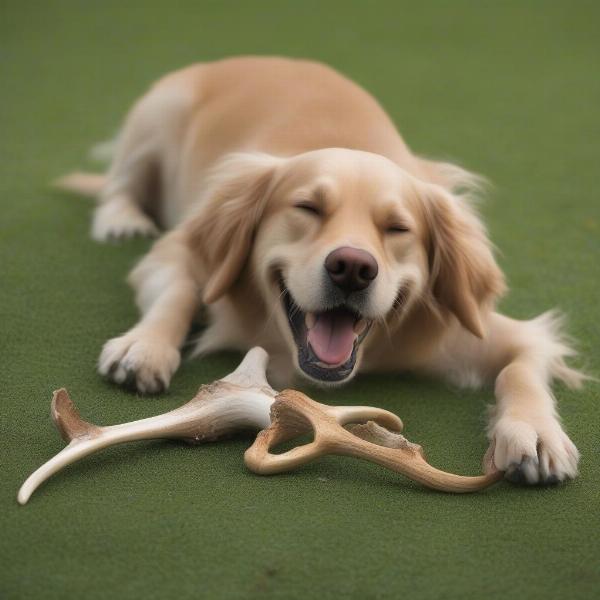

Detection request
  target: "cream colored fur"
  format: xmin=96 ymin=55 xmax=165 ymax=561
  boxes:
xmin=58 ymin=56 xmax=585 ymax=485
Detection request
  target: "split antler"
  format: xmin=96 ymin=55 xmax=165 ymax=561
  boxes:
xmin=17 ymin=348 xmax=402 ymax=504
xmin=245 ymin=389 xmax=501 ymax=493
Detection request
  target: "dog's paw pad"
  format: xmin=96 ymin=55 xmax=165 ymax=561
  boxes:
xmin=505 ymin=456 xmax=540 ymax=485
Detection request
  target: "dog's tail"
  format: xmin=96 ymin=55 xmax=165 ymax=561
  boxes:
xmin=53 ymin=137 xmax=116 ymax=198
xmin=52 ymin=172 xmax=106 ymax=198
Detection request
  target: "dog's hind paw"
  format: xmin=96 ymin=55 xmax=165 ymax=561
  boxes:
xmin=92 ymin=196 xmax=159 ymax=242
xmin=488 ymin=415 xmax=579 ymax=485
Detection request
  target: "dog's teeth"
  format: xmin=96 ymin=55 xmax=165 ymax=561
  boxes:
xmin=305 ymin=313 xmax=316 ymax=329
xmin=354 ymin=319 xmax=367 ymax=335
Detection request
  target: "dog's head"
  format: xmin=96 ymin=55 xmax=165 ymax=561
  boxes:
xmin=187 ymin=148 xmax=504 ymax=384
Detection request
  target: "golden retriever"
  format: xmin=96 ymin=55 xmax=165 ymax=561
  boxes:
xmin=58 ymin=56 xmax=584 ymax=485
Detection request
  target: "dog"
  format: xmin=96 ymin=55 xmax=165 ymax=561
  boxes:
xmin=58 ymin=56 xmax=585 ymax=485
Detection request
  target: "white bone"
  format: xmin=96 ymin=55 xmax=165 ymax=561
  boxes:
xmin=17 ymin=348 xmax=275 ymax=504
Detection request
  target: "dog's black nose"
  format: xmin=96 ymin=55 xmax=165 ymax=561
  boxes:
xmin=325 ymin=246 xmax=378 ymax=292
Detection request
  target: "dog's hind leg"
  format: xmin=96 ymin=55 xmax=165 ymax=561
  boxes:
xmin=92 ymin=73 xmax=196 ymax=242
xmin=91 ymin=100 xmax=162 ymax=241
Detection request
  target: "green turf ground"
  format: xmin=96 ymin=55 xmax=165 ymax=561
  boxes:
xmin=1 ymin=1 xmax=599 ymax=598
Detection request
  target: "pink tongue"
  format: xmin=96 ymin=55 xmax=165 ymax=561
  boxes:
xmin=307 ymin=311 xmax=356 ymax=365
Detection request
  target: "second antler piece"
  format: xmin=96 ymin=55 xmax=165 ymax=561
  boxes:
xmin=245 ymin=389 xmax=502 ymax=493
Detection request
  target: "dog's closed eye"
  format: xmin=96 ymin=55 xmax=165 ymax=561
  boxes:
xmin=294 ymin=201 xmax=322 ymax=216
xmin=386 ymin=223 xmax=411 ymax=234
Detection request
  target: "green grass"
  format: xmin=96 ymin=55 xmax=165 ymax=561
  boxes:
xmin=1 ymin=1 xmax=599 ymax=598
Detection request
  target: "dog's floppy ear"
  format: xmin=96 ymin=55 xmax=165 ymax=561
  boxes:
xmin=420 ymin=183 xmax=505 ymax=338
xmin=185 ymin=153 xmax=283 ymax=304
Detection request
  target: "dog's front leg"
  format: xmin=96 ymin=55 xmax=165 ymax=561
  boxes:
xmin=485 ymin=314 xmax=581 ymax=484
xmin=98 ymin=230 xmax=201 ymax=393
xmin=433 ymin=312 xmax=582 ymax=484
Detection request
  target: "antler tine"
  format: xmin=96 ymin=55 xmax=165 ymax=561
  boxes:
xmin=328 ymin=405 xmax=403 ymax=432
xmin=348 ymin=420 xmax=502 ymax=492
xmin=221 ymin=347 xmax=271 ymax=389
xmin=51 ymin=388 xmax=99 ymax=442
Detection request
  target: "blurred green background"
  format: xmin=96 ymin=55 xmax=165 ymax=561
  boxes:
xmin=1 ymin=1 xmax=599 ymax=599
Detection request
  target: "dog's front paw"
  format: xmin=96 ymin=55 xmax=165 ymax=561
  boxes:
xmin=98 ymin=333 xmax=180 ymax=394
xmin=488 ymin=415 xmax=579 ymax=485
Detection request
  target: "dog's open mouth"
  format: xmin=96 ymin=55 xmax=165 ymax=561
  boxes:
xmin=280 ymin=281 xmax=372 ymax=382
